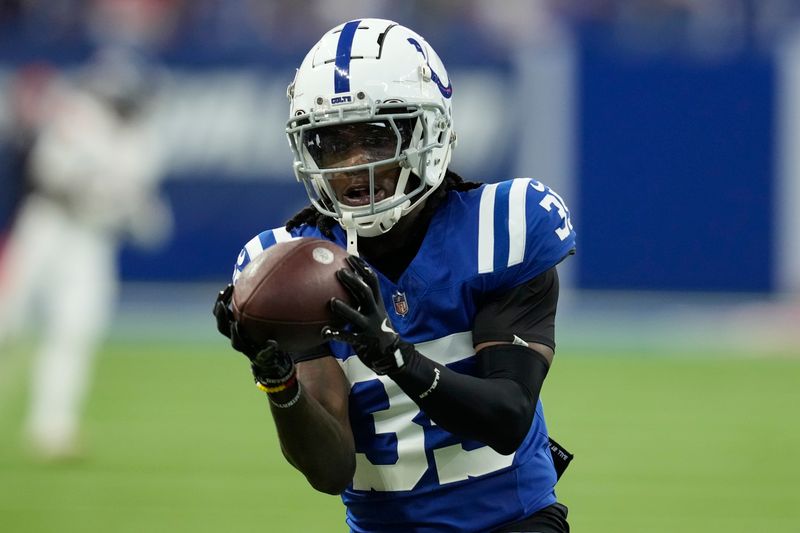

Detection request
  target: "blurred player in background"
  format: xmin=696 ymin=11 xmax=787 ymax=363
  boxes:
xmin=215 ymin=19 xmax=575 ymax=532
xmin=0 ymin=65 xmax=55 ymax=258
xmin=0 ymin=49 xmax=172 ymax=460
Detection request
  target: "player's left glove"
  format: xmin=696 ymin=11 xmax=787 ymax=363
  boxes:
xmin=322 ymin=256 xmax=412 ymax=375
xmin=213 ymin=285 xmax=297 ymax=402
xmin=214 ymin=284 xmax=260 ymax=356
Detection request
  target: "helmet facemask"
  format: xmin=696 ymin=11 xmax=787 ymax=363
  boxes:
xmin=287 ymin=100 xmax=451 ymax=241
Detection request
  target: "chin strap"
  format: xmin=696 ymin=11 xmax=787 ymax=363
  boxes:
xmin=341 ymin=212 xmax=360 ymax=257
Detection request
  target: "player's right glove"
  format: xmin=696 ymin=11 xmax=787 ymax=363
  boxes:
xmin=213 ymin=284 xmax=298 ymax=404
xmin=322 ymin=256 xmax=413 ymax=375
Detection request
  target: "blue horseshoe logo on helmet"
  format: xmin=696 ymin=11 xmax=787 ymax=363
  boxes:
xmin=407 ymin=38 xmax=453 ymax=99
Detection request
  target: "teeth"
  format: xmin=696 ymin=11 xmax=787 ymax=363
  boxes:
xmin=343 ymin=186 xmax=384 ymax=204
xmin=347 ymin=186 xmax=369 ymax=197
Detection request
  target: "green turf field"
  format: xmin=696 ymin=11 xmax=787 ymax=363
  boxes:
xmin=1 ymin=341 xmax=798 ymax=532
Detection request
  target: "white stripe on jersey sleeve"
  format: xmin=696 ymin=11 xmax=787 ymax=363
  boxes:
xmin=233 ymin=234 xmax=266 ymax=284
xmin=507 ymin=178 xmax=531 ymax=267
xmin=273 ymin=226 xmax=294 ymax=243
xmin=244 ymin=234 xmax=264 ymax=263
xmin=245 ymin=227 xmax=294 ymax=265
xmin=234 ymin=227 xmax=298 ymax=285
xmin=478 ymin=183 xmax=499 ymax=274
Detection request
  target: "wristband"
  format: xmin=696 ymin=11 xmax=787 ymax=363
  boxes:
xmin=255 ymin=372 xmax=298 ymax=394
xmin=267 ymin=383 xmax=302 ymax=409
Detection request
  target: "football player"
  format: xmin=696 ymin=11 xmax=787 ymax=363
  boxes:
xmin=215 ymin=18 xmax=575 ymax=532
xmin=0 ymin=53 xmax=170 ymax=459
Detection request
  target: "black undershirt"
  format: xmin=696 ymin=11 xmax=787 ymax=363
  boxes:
xmin=474 ymin=267 xmax=560 ymax=350
xmin=292 ymin=267 xmax=561 ymax=363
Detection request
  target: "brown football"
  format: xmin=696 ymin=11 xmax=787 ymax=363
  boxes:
xmin=231 ymin=237 xmax=352 ymax=352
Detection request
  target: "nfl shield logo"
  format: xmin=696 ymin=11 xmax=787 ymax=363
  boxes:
xmin=392 ymin=291 xmax=409 ymax=317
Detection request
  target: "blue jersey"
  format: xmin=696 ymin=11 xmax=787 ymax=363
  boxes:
xmin=233 ymin=178 xmax=576 ymax=532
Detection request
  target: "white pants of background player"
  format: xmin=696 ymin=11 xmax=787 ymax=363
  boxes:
xmin=0 ymin=194 xmax=116 ymax=455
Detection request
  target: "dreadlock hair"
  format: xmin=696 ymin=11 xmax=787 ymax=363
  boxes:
xmin=285 ymin=169 xmax=482 ymax=238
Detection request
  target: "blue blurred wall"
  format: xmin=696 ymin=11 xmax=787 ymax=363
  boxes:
xmin=577 ymin=36 xmax=775 ymax=292
xmin=0 ymin=28 xmax=779 ymax=292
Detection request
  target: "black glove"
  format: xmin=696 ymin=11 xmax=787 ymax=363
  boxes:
xmin=213 ymin=284 xmax=294 ymax=387
xmin=322 ymin=256 xmax=411 ymax=375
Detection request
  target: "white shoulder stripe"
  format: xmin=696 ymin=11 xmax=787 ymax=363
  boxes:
xmin=507 ymin=178 xmax=531 ymax=267
xmin=244 ymin=234 xmax=264 ymax=263
xmin=478 ymin=183 xmax=499 ymax=274
xmin=273 ymin=226 xmax=294 ymax=243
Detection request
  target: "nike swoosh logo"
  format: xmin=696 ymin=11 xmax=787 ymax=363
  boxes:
xmin=381 ymin=319 xmax=395 ymax=334
xmin=512 ymin=335 xmax=529 ymax=347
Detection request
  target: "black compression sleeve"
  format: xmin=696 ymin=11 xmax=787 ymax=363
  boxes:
xmin=473 ymin=267 xmax=560 ymax=349
xmin=391 ymin=343 xmax=549 ymax=455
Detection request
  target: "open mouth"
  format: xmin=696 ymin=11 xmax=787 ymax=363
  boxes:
xmin=341 ymin=183 xmax=387 ymax=206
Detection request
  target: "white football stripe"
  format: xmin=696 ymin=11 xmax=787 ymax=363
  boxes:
xmin=507 ymin=178 xmax=530 ymax=267
xmin=478 ymin=183 xmax=499 ymax=274
xmin=416 ymin=331 xmax=475 ymax=365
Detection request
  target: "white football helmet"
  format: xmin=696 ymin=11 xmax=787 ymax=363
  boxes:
xmin=286 ymin=19 xmax=456 ymax=251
